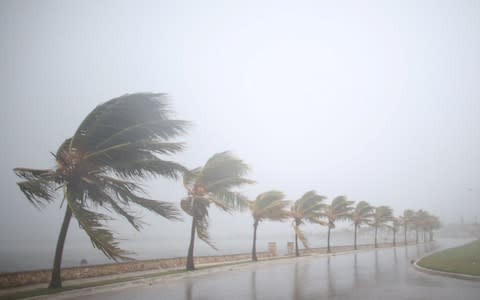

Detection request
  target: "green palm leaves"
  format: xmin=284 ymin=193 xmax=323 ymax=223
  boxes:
xmin=248 ymin=191 xmax=290 ymax=261
xmin=14 ymin=93 xmax=188 ymax=288
xmin=322 ymin=196 xmax=354 ymax=253
xmin=371 ymin=206 xmax=393 ymax=248
xmin=290 ymin=191 xmax=326 ymax=256
xmin=249 ymin=191 xmax=290 ymax=223
xmin=181 ymin=151 xmax=255 ymax=270
xmin=351 ymin=201 xmax=373 ymax=250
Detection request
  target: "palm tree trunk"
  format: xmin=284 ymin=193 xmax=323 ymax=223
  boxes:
xmin=374 ymin=226 xmax=378 ymax=248
xmin=49 ymin=206 xmax=72 ymax=289
xmin=415 ymin=228 xmax=419 ymax=244
xmin=404 ymin=224 xmax=407 ymax=245
xmin=393 ymin=230 xmax=396 ymax=246
xmin=354 ymin=224 xmax=358 ymax=250
xmin=186 ymin=217 xmax=196 ymax=270
xmin=327 ymin=226 xmax=332 ymax=253
xmin=295 ymin=219 xmax=300 ymax=257
xmin=252 ymin=221 xmax=258 ymax=261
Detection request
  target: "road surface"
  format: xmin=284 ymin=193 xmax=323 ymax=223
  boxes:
xmin=71 ymin=240 xmax=480 ymax=300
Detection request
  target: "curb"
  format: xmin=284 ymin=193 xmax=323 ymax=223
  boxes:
xmin=1 ymin=242 xmax=425 ymax=299
xmin=413 ymin=245 xmax=480 ymax=282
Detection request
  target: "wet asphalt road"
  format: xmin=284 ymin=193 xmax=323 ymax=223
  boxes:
xmin=73 ymin=240 xmax=480 ymax=300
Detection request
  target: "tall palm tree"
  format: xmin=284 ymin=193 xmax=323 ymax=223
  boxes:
xmin=391 ymin=217 xmax=401 ymax=246
xmin=248 ymin=190 xmax=290 ymax=261
xmin=351 ymin=201 xmax=373 ymax=250
xmin=322 ymin=196 xmax=354 ymax=253
xmin=399 ymin=209 xmax=415 ymax=246
xmin=290 ymin=191 xmax=326 ymax=257
xmin=181 ymin=151 xmax=255 ymax=270
xmin=371 ymin=206 xmax=393 ymax=248
xmin=13 ymin=93 xmax=188 ymax=288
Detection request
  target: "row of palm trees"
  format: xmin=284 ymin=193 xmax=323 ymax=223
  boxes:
xmin=13 ymin=93 xmax=440 ymax=289
xmin=248 ymin=191 xmax=441 ymax=261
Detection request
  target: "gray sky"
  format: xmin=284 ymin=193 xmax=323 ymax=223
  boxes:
xmin=1 ymin=0 xmax=479 ymax=261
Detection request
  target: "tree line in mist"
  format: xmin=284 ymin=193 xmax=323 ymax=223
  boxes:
xmin=13 ymin=93 xmax=440 ymax=289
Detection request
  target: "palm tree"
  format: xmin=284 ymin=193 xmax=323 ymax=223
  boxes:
xmin=426 ymin=214 xmax=441 ymax=241
xmin=248 ymin=190 xmax=290 ymax=261
xmin=391 ymin=217 xmax=401 ymax=246
xmin=399 ymin=209 xmax=415 ymax=245
xmin=413 ymin=210 xmax=429 ymax=244
xmin=322 ymin=196 xmax=354 ymax=253
xmin=181 ymin=151 xmax=255 ymax=270
xmin=351 ymin=201 xmax=373 ymax=250
xmin=290 ymin=191 xmax=327 ymax=257
xmin=13 ymin=93 xmax=188 ymax=288
xmin=371 ymin=206 xmax=393 ymax=248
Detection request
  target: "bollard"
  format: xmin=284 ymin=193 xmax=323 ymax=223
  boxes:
xmin=268 ymin=242 xmax=277 ymax=256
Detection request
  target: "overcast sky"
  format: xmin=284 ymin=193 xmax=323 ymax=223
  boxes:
xmin=1 ymin=0 xmax=479 ymax=262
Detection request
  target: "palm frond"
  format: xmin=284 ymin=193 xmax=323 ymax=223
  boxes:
xmin=293 ymin=190 xmax=326 ymax=218
xmin=80 ymin=176 xmax=143 ymax=230
xmin=210 ymin=190 xmax=249 ymax=211
xmin=372 ymin=206 xmax=394 ymax=226
xmin=195 ymin=214 xmax=217 ymax=250
xmin=199 ymin=151 xmax=251 ymax=185
xmin=254 ymin=198 xmax=291 ymax=222
xmin=110 ymin=157 xmax=186 ymax=180
xmin=310 ymin=218 xmax=329 ymax=226
xmin=182 ymin=167 xmax=202 ymax=190
xmin=130 ymin=197 xmax=182 ymax=221
xmin=83 ymin=140 xmax=186 ymax=168
xmin=14 ymin=168 xmax=55 ymax=180
xmin=180 ymin=197 xmax=194 ymax=216
xmin=293 ymin=223 xmax=309 ymax=248
xmin=325 ymin=196 xmax=354 ymax=223
xmin=67 ymin=197 xmax=132 ymax=261
xmin=181 ymin=196 xmax=216 ymax=250
xmin=70 ymin=93 xmax=189 ymax=155
xmin=206 ymin=177 xmax=256 ymax=193
xmin=16 ymin=179 xmax=57 ymax=209
xmin=99 ymin=175 xmax=181 ymax=220
xmin=255 ymin=190 xmax=285 ymax=207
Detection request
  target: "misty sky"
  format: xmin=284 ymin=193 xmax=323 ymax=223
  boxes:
xmin=1 ymin=0 xmax=479 ymax=259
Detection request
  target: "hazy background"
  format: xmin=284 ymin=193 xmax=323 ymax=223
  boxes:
xmin=1 ymin=0 xmax=479 ymax=271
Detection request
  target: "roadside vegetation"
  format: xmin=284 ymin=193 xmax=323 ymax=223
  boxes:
xmin=417 ymin=239 xmax=480 ymax=276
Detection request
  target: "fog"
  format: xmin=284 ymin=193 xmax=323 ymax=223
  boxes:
xmin=1 ymin=0 xmax=479 ymax=270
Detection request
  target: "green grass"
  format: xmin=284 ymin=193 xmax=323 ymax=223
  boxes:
xmin=418 ymin=239 xmax=480 ymax=276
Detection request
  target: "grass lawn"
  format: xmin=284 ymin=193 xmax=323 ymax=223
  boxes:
xmin=417 ymin=239 xmax=480 ymax=276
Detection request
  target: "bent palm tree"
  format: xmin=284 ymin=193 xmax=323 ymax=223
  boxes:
xmin=290 ymin=191 xmax=326 ymax=256
xmin=248 ymin=190 xmax=290 ymax=261
xmin=399 ymin=209 xmax=415 ymax=245
xmin=371 ymin=206 xmax=393 ymax=248
xmin=322 ymin=196 xmax=354 ymax=253
xmin=181 ymin=151 xmax=255 ymax=270
xmin=14 ymin=93 xmax=188 ymax=288
xmin=351 ymin=201 xmax=373 ymax=250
